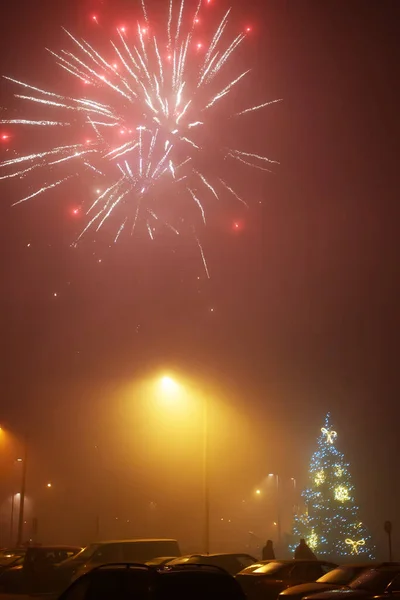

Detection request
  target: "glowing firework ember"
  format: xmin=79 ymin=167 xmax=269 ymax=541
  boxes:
xmin=0 ymin=0 xmax=280 ymax=276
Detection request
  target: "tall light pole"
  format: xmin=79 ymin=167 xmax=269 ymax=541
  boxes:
xmin=158 ymin=376 xmax=210 ymax=554
xmin=203 ymin=393 xmax=210 ymax=554
xmin=16 ymin=434 xmax=28 ymax=547
xmin=268 ymin=474 xmax=281 ymax=548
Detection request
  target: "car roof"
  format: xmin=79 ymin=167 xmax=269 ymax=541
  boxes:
xmin=27 ymin=545 xmax=81 ymax=550
xmin=257 ymin=560 xmax=335 ymax=564
xmin=95 ymin=539 xmax=177 ymax=545
xmin=185 ymin=553 xmax=254 ymax=558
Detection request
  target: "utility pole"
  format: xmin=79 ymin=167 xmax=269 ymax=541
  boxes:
xmin=16 ymin=435 xmax=28 ymax=547
xmin=203 ymin=395 xmax=210 ymax=554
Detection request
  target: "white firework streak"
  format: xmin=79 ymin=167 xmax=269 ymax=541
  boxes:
xmin=195 ymin=171 xmax=219 ymax=199
xmin=188 ymin=187 xmax=206 ymax=224
xmin=0 ymin=119 xmax=70 ymax=126
xmin=0 ymin=144 xmax=83 ymax=168
xmin=229 ymin=149 xmax=280 ymax=165
xmin=48 ymin=149 xmax=97 ymax=166
xmin=204 ymin=70 xmax=250 ymax=110
xmin=196 ymin=236 xmax=210 ymax=279
xmin=218 ymin=178 xmax=248 ymax=207
xmin=12 ymin=176 xmax=74 ymax=206
xmin=114 ymin=217 xmax=128 ymax=243
xmin=227 ymin=152 xmax=274 ymax=173
xmin=235 ymin=98 xmax=283 ymax=117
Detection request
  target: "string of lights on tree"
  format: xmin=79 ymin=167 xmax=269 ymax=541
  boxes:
xmin=292 ymin=413 xmax=374 ymax=559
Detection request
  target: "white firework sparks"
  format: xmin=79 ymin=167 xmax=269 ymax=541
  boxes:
xmin=0 ymin=0 xmax=280 ymax=275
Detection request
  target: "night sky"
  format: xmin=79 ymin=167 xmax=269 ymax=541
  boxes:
xmin=0 ymin=0 xmax=399 ymax=556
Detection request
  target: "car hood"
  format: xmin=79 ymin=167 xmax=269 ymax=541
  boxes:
xmin=304 ymin=590 xmax=369 ymax=600
xmin=281 ymin=583 xmax=343 ymax=597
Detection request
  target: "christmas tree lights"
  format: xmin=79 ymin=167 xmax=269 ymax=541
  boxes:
xmin=292 ymin=413 xmax=374 ymax=559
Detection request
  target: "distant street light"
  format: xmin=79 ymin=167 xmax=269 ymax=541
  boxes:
xmin=46 ymin=483 xmax=52 ymax=488
xmin=255 ymin=489 xmax=261 ymax=495
xmin=157 ymin=374 xmax=210 ymax=554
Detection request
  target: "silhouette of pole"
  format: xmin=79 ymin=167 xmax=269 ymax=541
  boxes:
xmin=16 ymin=435 xmax=28 ymax=547
xmin=203 ymin=395 xmax=210 ymax=554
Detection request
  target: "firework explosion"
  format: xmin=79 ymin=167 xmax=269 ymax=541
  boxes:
xmin=0 ymin=0 xmax=280 ymax=275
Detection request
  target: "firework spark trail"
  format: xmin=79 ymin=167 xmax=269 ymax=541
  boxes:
xmin=230 ymin=149 xmax=279 ymax=165
xmin=188 ymin=187 xmax=206 ymax=224
xmin=205 ymin=70 xmax=250 ymax=110
xmin=0 ymin=119 xmax=70 ymax=126
xmin=195 ymin=171 xmax=219 ymax=199
xmin=0 ymin=0 xmax=280 ymax=259
xmin=218 ymin=178 xmax=248 ymax=207
xmin=196 ymin=235 xmax=210 ymax=279
xmin=114 ymin=217 xmax=128 ymax=242
xmin=235 ymin=98 xmax=283 ymax=117
xmin=12 ymin=176 xmax=74 ymax=206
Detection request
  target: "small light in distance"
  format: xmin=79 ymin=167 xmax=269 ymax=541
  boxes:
xmin=113 ymin=63 xmax=119 ymax=70
xmin=53 ymin=292 xmax=58 ymax=297
xmin=91 ymin=15 xmax=98 ymax=23
xmin=245 ymin=26 xmax=252 ymax=33
xmin=196 ymin=42 xmax=203 ymax=50
xmin=1 ymin=133 xmax=9 ymax=141
xmin=141 ymin=27 xmax=148 ymax=34
xmin=119 ymin=26 xmax=127 ymax=33
xmin=194 ymin=18 xmax=200 ymax=24
xmin=71 ymin=207 xmax=80 ymax=216
xmin=232 ymin=220 xmax=243 ymax=232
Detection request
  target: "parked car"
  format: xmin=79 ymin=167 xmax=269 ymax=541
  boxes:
xmin=55 ymin=538 xmax=181 ymax=590
xmin=58 ymin=562 xmax=246 ymax=600
xmin=303 ymin=565 xmax=400 ymax=600
xmin=145 ymin=556 xmax=178 ymax=567
xmin=236 ymin=559 xmax=337 ymax=600
xmin=0 ymin=545 xmax=81 ymax=594
xmin=166 ymin=553 xmax=257 ymax=575
xmin=0 ymin=549 xmax=26 ymax=575
xmin=280 ymin=563 xmax=400 ymax=600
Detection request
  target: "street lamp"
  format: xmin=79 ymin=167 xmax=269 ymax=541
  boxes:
xmin=0 ymin=427 xmax=28 ymax=547
xmin=157 ymin=375 xmax=210 ymax=554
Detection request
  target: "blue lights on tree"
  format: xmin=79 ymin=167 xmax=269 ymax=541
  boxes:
xmin=292 ymin=413 xmax=374 ymax=559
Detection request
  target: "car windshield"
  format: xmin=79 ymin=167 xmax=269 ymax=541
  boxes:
xmin=317 ymin=567 xmax=366 ymax=585
xmin=350 ymin=570 xmax=399 ymax=592
xmin=240 ymin=561 xmax=289 ymax=575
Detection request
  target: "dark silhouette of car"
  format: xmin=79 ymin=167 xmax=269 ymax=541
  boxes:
xmin=280 ymin=563 xmax=400 ymax=600
xmin=58 ymin=562 xmax=246 ymax=600
xmin=166 ymin=553 xmax=257 ymax=575
xmin=145 ymin=556 xmax=178 ymax=567
xmin=0 ymin=545 xmax=81 ymax=593
xmin=55 ymin=539 xmax=180 ymax=589
xmin=302 ymin=565 xmax=400 ymax=600
xmin=236 ymin=559 xmax=337 ymax=600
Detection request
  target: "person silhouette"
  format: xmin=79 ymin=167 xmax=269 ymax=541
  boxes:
xmin=262 ymin=539 xmax=275 ymax=560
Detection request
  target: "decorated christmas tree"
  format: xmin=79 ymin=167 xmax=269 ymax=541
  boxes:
xmin=292 ymin=413 xmax=374 ymax=559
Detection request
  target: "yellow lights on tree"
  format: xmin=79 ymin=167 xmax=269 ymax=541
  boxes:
xmin=308 ymin=529 xmax=318 ymax=549
xmin=314 ymin=470 xmax=325 ymax=486
xmin=321 ymin=427 xmax=337 ymax=444
xmin=345 ymin=538 xmax=365 ymax=554
xmin=335 ymin=485 xmax=350 ymax=502
xmin=335 ymin=465 xmax=344 ymax=477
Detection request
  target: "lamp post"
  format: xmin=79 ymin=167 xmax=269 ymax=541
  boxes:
xmin=16 ymin=434 xmax=28 ymax=547
xmin=268 ymin=474 xmax=281 ymax=548
xmin=158 ymin=376 xmax=210 ymax=554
